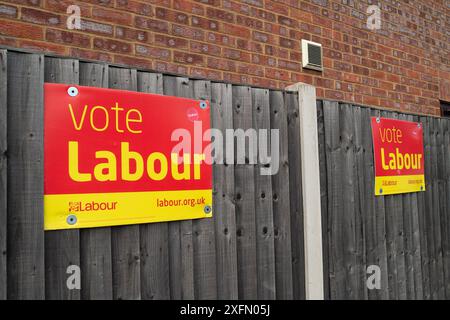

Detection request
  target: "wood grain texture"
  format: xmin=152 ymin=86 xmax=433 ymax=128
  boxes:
xmin=79 ymin=62 xmax=113 ymax=300
xmin=109 ymin=67 xmax=141 ymax=300
xmin=44 ymin=57 xmax=81 ymax=300
xmin=137 ymin=72 xmax=171 ymax=300
xmin=211 ymin=83 xmax=238 ymax=299
xmin=0 ymin=50 xmax=6 ymax=300
xmin=286 ymin=92 xmax=305 ymax=300
xmin=163 ymin=76 xmax=195 ymax=300
xmin=252 ymin=88 xmax=276 ymax=299
xmin=270 ymin=91 xmax=293 ymax=300
xmin=233 ymin=85 xmax=258 ymax=299
xmin=7 ymin=52 xmax=45 ymax=299
xmin=192 ymin=80 xmax=218 ymax=300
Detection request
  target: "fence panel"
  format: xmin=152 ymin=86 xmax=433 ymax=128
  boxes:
xmin=2 ymin=51 xmax=449 ymax=300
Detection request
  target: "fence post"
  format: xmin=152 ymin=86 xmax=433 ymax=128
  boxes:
xmin=286 ymin=82 xmax=324 ymax=300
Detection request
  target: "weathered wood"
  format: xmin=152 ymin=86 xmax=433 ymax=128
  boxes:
xmin=233 ymin=85 xmax=258 ymax=299
xmin=211 ymin=83 xmax=238 ymax=299
xmin=252 ymin=88 xmax=276 ymax=299
xmin=270 ymin=91 xmax=293 ymax=300
xmin=442 ymin=118 xmax=450 ymax=299
xmin=109 ymin=67 xmax=141 ymax=300
xmin=79 ymin=62 xmax=113 ymax=300
xmin=192 ymin=80 xmax=217 ymax=300
xmin=137 ymin=72 xmax=170 ymax=300
xmin=287 ymin=92 xmax=305 ymax=300
xmin=369 ymin=108 xmax=389 ymax=299
xmin=7 ymin=52 xmax=45 ymax=299
xmin=44 ymin=57 xmax=81 ymax=300
xmin=316 ymin=100 xmax=330 ymax=300
xmin=352 ymin=105 xmax=368 ymax=300
xmin=418 ymin=116 xmax=431 ymax=299
xmin=430 ymin=117 xmax=445 ymax=299
xmin=164 ymin=76 xmax=195 ymax=300
xmin=0 ymin=50 xmax=6 ymax=300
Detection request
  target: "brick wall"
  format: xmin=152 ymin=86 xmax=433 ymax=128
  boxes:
xmin=0 ymin=0 xmax=448 ymax=116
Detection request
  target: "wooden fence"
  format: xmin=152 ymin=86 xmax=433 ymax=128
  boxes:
xmin=0 ymin=50 xmax=448 ymax=299
xmin=318 ymin=101 xmax=450 ymax=300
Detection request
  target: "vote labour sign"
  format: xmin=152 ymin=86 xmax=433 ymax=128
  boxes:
xmin=44 ymin=84 xmax=212 ymax=230
xmin=371 ymin=117 xmax=425 ymax=196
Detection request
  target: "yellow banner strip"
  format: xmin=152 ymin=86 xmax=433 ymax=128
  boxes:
xmin=44 ymin=189 xmax=212 ymax=230
xmin=375 ymin=174 xmax=425 ymax=196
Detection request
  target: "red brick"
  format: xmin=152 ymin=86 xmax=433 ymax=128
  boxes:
xmin=156 ymin=7 xmax=189 ymax=25
xmin=0 ymin=18 xmax=43 ymax=39
xmin=207 ymin=57 xmax=236 ymax=72
xmin=46 ymin=28 xmax=91 ymax=47
xmin=191 ymin=16 xmax=219 ymax=31
xmin=172 ymin=24 xmax=204 ymax=41
xmin=115 ymin=26 xmax=150 ymax=43
xmin=190 ymin=41 xmax=221 ymax=56
xmin=154 ymin=61 xmax=188 ymax=75
xmin=154 ymin=34 xmax=187 ymax=49
xmin=18 ymin=39 xmax=67 ymax=55
xmin=114 ymin=54 xmax=152 ymax=70
xmin=173 ymin=51 xmax=204 ymax=66
xmin=0 ymin=4 xmax=17 ymax=18
xmin=222 ymin=23 xmax=251 ymax=38
xmin=190 ymin=67 xmax=222 ymax=81
xmin=173 ymin=0 xmax=204 ymax=15
xmin=70 ymin=47 xmax=112 ymax=62
xmin=135 ymin=16 xmax=169 ymax=33
xmin=44 ymin=0 xmax=91 ymax=17
xmin=80 ymin=19 xmax=113 ymax=35
xmin=116 ymin=0 xmax=153 ymax=16
xmin=94 ymin=38 xmax=132 ymax=54
xmin=21 ymin=8 xmax=61 ymax=26
xmin=135 ymin=44 xmax=171 ymax=60
xmin=92 ymin=7 xmax=132 ymax=26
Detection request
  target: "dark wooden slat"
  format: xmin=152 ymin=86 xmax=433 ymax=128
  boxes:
xmin=233 ymin=85 xmax=258 ymax=299
xmin=79 ymin=62 xmax=113 ymax=300
xmin=430 ymin=117 xmax=445 ymax=299
xmin=352 ymin=105 xmax=367 ymax=299
xmin=44 ymin=57 xmax=80 ymax=300
xmin=323 ymin=100 xmax=344 ymax=299
xmin=191 ymin=80 xmax=217 ymax=300
xmin=317 ymin=100 xmax=330 ymax=300
xmin=369 ymin=108 xmax=389 ymax=299
xmin=442 ymin=118 xmax=450 ymax=299
xmin=398 ymin=114 xmax=415 ymax=300
xmin=422 ymin=116 xmax=437 ymax=299
xmin=163 ymin=76 xmax=195 ymax=300
xmin=109 ymin=67 xmax=141 ymax=300
xmin=7 ymin=52 xmax=45 ymax=299
xmin=286 ymin=92 xmax=305 ymax=300
xmin=211 ymin=83 xmax=238 ymax=300
xmin=270 ymin=91 xmax=293 ymax=300
xmin=0 ymin=50 xmax=6 ymax=300
xmin=137 ymin=72 xmax=170 ymax=300
xmin=252 ymin=88 xmax=276 ymax=299
xmin=418 ymin=116 xmax=431 ymax=299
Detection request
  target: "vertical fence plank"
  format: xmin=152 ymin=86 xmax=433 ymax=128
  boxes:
xmin=370 ymin=109 xmax=389 ymax=299
xmin=270 ymin=91 xmax=293 ymax=300
xmin=79 ymin=62 xmax=113 ymax=300
xmin=109 ymin=67 xmax=141 ymax=300
xmin=317 ymin=100 xmax=330 ymax=300
xmin=418 ymin=116 xmax=431 ymax=299
xmin=323 ymin=101 xmax=345 ymax=299
xmin=286 ymin=92 xmax=305 ymax=299
xmin=137 ymin=72 xmax=170 ymax=300
xmin=422 ymin=116 xmax=437 ymax=299
xmin=163 ymin=76 xmax=195 ymax=300
xmin=44 ymin=57 xmax=80 ymax=300
xmin=352 ymin=105 xmax=367 ymax=299
xmin=430 ymin=117 xmax=446 ymax=299
xmin=233 ymin=85 xmax=258 ymax=299
xmin=339 ymin=104 xmax=360 ymax=299
xmin=192 ymin=80 xmax=218 ymax=299
xmin=7 ymin=52 xmax=45 ymax=299
xmin=442 ymin=118 xmax=450 ymax=299
xmin=211 ymin=83 xmax=238 ymax=299
xmin=252 ymin=88 xmax=276 ymax=299
xmin=0 ymin=50 xmax=6 ymax=300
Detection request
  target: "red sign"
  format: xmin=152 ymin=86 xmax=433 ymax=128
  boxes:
xmin=44 ymin=83 xmax=212 ymax=230
xmin=371 ymin=117 xmax=425 ymax=195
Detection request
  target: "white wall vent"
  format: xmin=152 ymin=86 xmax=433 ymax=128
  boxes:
xmin=301 ymin=39 xmax=323 ymax=72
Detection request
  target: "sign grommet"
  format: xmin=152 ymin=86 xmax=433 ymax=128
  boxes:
xmin=67 ymin=86 xmax=78 ymax=97
xmin=67 ymin=215 xmax=77 ymax=225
